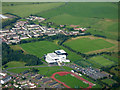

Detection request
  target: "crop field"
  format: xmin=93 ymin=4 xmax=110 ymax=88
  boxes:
xmin=64 ymin=37 xmax=114 ymax=53
xmin=89 ymin=56 xmax=115 ymax=67
xmin=2 ymin=2 xmax=65 ymax=17
xmin=102 ymin=79 xmax=116 ymax=86
xmin=55 ymin=74 xmax=89 ymax=88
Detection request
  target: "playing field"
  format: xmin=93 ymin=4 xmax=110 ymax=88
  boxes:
xmin=20 ymin=41 xmax=60 ymax=58
xmin=55 ymin=74 xmax=89 ymax=88
xmin=64 ymin=38 xmax=114 ymax=53
xmin=2 ymin=2 xmax=65 ymax=17
xmin=90 ymin=56 xmax=115 ymax=67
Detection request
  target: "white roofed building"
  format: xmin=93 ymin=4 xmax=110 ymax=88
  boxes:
xmin=45 ymin=50 xmax=70 ymax=64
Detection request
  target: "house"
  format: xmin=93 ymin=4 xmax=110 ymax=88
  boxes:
xmin=0 ymin=76 xmax=12 ymax=84
xmin=45 ymin=50 xmax=70 ymax=64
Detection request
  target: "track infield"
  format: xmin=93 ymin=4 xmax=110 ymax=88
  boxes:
xmin=51 ymin=71 xmax=94 ymax=89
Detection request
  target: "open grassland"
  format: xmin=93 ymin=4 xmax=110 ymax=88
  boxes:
xmin=64 ymin=37 xmax=115 ymax=53
xmin=89 ymin=56 xmax=115 ymax=67
xmin=55 ymin=74 xmax=89 ymax=88
xmin=7 ymin=66 xmax=72 ymax=77
xmin=39 ymin=2 xmax=118 ymax=40
xmin=2 ymin=2 xmax=65 ymax=17
xmin=102 ymin=79 xmax=116 ymax=86
xmin=3 ymin=61 xmax=26 ymax=69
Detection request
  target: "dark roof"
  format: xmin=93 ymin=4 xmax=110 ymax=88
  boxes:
xmin=48 ymin=82 xmax=58 ymax=86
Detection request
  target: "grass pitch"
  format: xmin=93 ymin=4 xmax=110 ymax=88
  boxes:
xmin=64 ymin=38 xmax=114 ymax=53
xmin=102 ymin=79 xmax=116 ymax=86
xmin=90 ymin=56 xmax=115 ymax=67
xmin=20 ymin=41 xmax=60 ymax=58
xmin=55 ymin=74 xmax=89 ymax=88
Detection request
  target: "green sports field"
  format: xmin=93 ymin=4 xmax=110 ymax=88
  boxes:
xmin=20 ymin=41 xmax=60 ymax=58
xmin=64 ymin=38 xmax=114 ymax=53
xmin=90 ymin=56 xmax=115 ymax=67
xmin=55 ymin=74 xmax=89 ymax=88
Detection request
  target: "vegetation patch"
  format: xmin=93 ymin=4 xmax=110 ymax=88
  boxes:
xmin=3 ymin=61 xmax=26 ymax=69
xmin=102 ymin=79 xmax=116 ymax=86
xmin=64 ymin=37 xmax=114 ymax=53
xmin=89 ymin=56 xmax=115 ymax=67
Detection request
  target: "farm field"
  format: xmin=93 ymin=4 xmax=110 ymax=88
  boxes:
xmin=102 ymin=79 xmax=116 ymax=86
xmin=3 ymin=61 xmax=26 ymax=69
xmin=55 ymin=74 xmax=89 ymax=88
xmin=39 ymin=2 xmax=118 ymax=40
xmin=64 ymin=37 xmax=115 ymax=53
xmin=90 ymin=56 xmax=115 ymax=67
xmin=2 ymin=2 xmax=65 ymax=17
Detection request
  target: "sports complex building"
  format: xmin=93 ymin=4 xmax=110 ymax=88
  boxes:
xmin=45 ymin=50 xmax=70 ymax=64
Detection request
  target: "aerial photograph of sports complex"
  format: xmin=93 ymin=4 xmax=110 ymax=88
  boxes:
xmin=0 ymin=0 xmax=119 ymax=89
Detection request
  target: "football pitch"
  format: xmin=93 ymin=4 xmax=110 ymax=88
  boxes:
xmin=90 ymin=56 xmax=115 ymax=67
xmin=64 ymin=37 xmax=114 ymax=53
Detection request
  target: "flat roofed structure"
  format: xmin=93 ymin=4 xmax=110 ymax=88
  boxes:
xmin=45 ymin=50 xmax=70 ymax=64
xmin=54 ymin=50 xmax=68 ymax=55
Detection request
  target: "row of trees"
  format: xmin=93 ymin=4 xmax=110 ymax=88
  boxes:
xmin=2 ymin=42 xmax=43 ymax=66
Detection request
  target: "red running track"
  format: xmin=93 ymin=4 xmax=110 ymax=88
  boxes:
xmin=51 ymin=71 xmax=94 ymax=89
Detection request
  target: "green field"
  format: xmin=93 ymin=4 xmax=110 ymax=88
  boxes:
xmin=102 ymin=79 xmax=116 ymax=86
xmin=3 ymin=61 xmax=26 ymax=69
xmin=90 ymin=56 xmax=115 ymax=67
xmin=39 ymin=2 xmax=118 ymax=40
xmin=55 ymin=74 xmax=89 ymax=88
xmin=18 ymin=41 xmax=84 ymax=62
xmin=64 ymin=38 xmax=114 ymax=53
xmin=2 ymin=2 xmax=65 ymax=17
xmin=20 ymin=41 xmax=60 ymax=58
xmin=8 ymin=66 xmax=72 ymax=77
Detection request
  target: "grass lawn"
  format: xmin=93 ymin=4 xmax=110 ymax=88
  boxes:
xmin=90 ymin=56 xmax=115 ymax=67
xmin=2 ymin=2 xmax=65 ymax=17
xmin=7 ymin=66 xmax=72 ymax=77
xmin=55 ymin=74 xmax=89 ymax=88
xmin=20 ymin=41 xmax=60 ymax=58
xmin=102 ymin=79 xmax=116 ymax=86
xmin=64 ymin=38 xmax=114 ymax=53
xmin=3 ymin=61 xmax=26 ymax=69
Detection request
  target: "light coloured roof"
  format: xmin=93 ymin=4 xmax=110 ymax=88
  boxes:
xmin=48 ymin=53 xmax=58 ymax=58
xmin=55 ymin=50 xmax=66 ymax=54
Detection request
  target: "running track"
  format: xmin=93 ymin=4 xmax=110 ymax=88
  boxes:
xmin=51 ymin=71 xmax=94 ymax=89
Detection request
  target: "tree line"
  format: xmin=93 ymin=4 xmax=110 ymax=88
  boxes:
xmin=2 ymin=42 xmax=43 ymax=66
